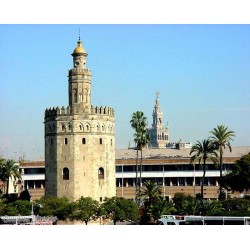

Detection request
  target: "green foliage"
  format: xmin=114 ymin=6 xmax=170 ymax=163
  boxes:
xmin=0 ymin=159 xmax=22 ymax=195
xmin=181 ymin=198 xmax=203 ymax=215
xmin=202 ymin=200 xmax=225 ymax=216
xmin=139 ymin=181 xmax=175 ymax=223
xmin=35 ymin=196 xmax=72 ymax=221
xmin=190 ymin=139 xmax=218 ymax=200
xmin=101 ymin=197 xmax=138 ymax=225
xmin=222 ymin=198 xmax=250 ymax=216
xmin=150 ymin=197 xmax=176 ymax=221
xmin=172 ymin=192 xmax=194 ymax=214
xmin=130 ymin=111 xmax=150 ymax=205
xmin=140 ymin=180 xmax=162 ymax=205
xmin=71 ymin=197 xmax=99 ymax=225
xmin=223 ymin=153 xmax=250 ymax=193
xmin=172 ymin=193 xmax=225 ymax=216
xmin=209 ymin=125 xmax=235 ymax=199
xmin=11 ymin=200 xmax=32 ymax=215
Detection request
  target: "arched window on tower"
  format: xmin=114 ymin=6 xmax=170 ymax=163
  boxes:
xmin=79 ymin=93 xmax=83 ymax=102
xmin=63 ymin=167 xmax=69 ymax=180
xmin=100 ymin=138 xmax=103 ymax=144
xmin=98 ymin=167 xmax=104 ymax=179
xmin=82 ymin=138 xmax=86 ymax=144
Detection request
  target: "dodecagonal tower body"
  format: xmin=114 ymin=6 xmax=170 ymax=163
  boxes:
xmin=44 ymin=39 xmax=116 ymax=202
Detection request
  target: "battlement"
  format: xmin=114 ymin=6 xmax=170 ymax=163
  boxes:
xmin=68 ymin=68 xmax=92 ymax=77
xmin=91 ymin=105 xmax=115 ymax=117
xmin=45 ymin=106 xmax=71 ymax=118
xmin=45 ymin=105 xmax=114 ymax=118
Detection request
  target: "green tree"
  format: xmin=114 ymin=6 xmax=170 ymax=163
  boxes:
xmin=203 ymin=200 xmax=225 ymax=216
xmin=209 ymin=125 xmax=235 ymax=199
xmin=223 ymin=153 xmax=250 ymax=193
xmin=150 ymin=197 xmax=176 ymax=222
xmin=181 ymin=198 xmax=203 ymax=215
xmin=139 ymin=180 xmax=163 ymax=224
xmin=8 ymin=200 xmax=32 ymax=216
xmin=222 ymin=198 xmax=250 ymax=216
xmin=71 ymin=197 xmax=99 ymax=225
xmin=0 ymin=157 xmax=5 ymax=194
xmin=172 ymin=192 xmax=194 ymax=215
xmin=130 ymin=111 xmax=148 ymax=205
xmin=0 ymin=159 xmax=21 ymax=195
xmin=101 ymin=196 xmax=138 ymax=225
xmin=190 ymin=139 xmax=218 ymax=200
xmin=140 ymin=180 xmax=162 ymax=206
xmin=135 ymin=127 xmax=150 ymax=203
xmin=36 ymin=196 xmax=73 ymax=221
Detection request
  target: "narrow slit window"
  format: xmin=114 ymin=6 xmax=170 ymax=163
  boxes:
xmin=63 ymin=167 xmax=69 ymax=180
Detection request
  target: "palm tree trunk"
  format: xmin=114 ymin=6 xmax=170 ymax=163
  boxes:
xmin=6 ymin=178 xmax=9 ymax=195
xmin=139 ymin=148 xmax=143 ymax=205
xmin=201 ymin=159 xmax=206 ymax=200
xmin=219 ymin=147 xmax=223 ymax=199
xmin=136 ymin=147 xmax=139 ymax=205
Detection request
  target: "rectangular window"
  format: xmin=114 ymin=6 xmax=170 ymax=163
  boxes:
xmin=64 ymin=138 xmax=68 ymax=145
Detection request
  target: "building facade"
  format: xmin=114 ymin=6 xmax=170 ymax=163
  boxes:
xmin=44 ymin=38 xmax=116 ymax=202
xmin=16 ymin=146 xmax=250 ymax=201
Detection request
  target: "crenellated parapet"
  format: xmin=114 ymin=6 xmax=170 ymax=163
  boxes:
xmin=45 ymin=106 xmax=72 ymax=118
xmin=91 ymin=105 xmax=115 ymax=117
xmin=68 ymin=68 xmax=92 ymax=78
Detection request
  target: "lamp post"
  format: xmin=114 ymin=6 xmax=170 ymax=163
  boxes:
xmin=163 ymin=164 xmax=165 ymax=198
xmin=193 ymin=164 xmax=196 ymax=197
xmin=122 ymin=164 xmax=124 ymax=197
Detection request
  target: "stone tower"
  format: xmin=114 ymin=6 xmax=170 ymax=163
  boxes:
xmin=149 ymin=92 xmax=169 ymax=148
xmin=44 ymin=38 xmax=116 ymax=202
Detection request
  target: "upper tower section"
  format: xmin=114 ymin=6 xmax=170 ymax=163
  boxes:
xmin=71 ymin=38 xmax=88 ymax=70
xmin=149 ymin=92 xmax=169 ymax=148
xmin=152 ymin=92 xmax=163 ymax=128
xmin=68 ymin=38 xmax=92 ymax=114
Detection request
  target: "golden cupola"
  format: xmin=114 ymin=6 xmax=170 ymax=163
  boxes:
xmin=72 ymin=38 xmax=87 ymax=56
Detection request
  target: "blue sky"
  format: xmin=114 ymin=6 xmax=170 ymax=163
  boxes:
xmin=1 ymin=24 xmax=250 ymax=160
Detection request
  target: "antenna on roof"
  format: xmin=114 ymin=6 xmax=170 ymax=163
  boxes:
xmin=79 ymin=28 xmax=81 ymax=41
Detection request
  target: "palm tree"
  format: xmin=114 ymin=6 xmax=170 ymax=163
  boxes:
xmin=130 ymin=111 xmax=148 ymax=205
xmin=1 ymin=159 xmax=22 ymax=195
xmin=140 ymin=180 xmax=162 ymax=205
xmin=134 ymin=127 xmax=150 ymax=203
xmin=209 ymin=125 xmax=235 ymax=199
xmin=190 ymin=139 xmax=218 ymax=200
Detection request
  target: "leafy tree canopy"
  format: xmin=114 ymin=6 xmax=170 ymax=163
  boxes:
xmin=101 ymin=197 xmax=138 ymax=225
xmin=71 ymin=196 xmax=99 ymax=225
xmin=223 ymin=153 xmax=250 ymax=193
xmin=35 ymin=196 xmax=72 ymax=221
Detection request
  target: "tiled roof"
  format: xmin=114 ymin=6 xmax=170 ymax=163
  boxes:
xmin=115 ymin=146 xmax=250 ymax=159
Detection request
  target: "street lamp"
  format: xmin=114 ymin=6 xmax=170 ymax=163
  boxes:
xmin=193 ymin=164 xmax=196 ymax=197
xmin=121 ymin=164 xmax=124 ymax=197
xmin=163 ymin=164 xmax=165 ymax=198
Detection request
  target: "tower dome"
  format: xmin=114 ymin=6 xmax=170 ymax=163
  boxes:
xmin=72 ymin=38 xmax=87 ymax=56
